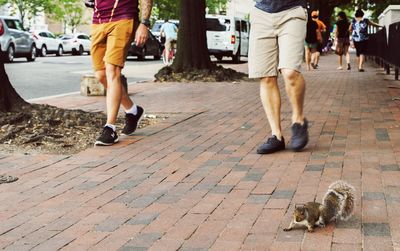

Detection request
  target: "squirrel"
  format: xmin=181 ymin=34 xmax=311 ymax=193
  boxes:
xmin=284 ymin=180 xmax=355 ymax=232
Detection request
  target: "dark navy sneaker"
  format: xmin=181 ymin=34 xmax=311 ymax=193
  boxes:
xmin=95 ymin=126 xmax=119 ymax=146
xmin=257 ymin=135 xmax=285 ymax=154
xmin=290 ymin=119 xmax=309 ymax=151
xmin=121 ymin=106 xmax=144 ymax=136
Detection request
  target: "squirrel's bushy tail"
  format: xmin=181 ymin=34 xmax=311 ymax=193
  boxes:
xmin=323 ymin=180 xmax=356 ymax=221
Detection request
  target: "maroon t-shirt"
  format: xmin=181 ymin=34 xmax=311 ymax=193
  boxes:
xmin=93 ymin=0 xmax=138 ymax=24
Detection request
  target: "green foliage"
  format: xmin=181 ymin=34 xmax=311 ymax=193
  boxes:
xmin=0 ymin=0 xmax=87 ymax=29
xmin=151 ymin=0 xmax=228 ymax=21
xmin=152 ymin=0 xmax=180 ymax=20
xmin=0 ymin=0 xmax=52 ymax=25
xmin=312 ymin=0 xmax=400 ymax=20
xmin=206 ymin=0 xmax=227 ymax=14
xmin=48 ymin=0 xmax=87 ymax=32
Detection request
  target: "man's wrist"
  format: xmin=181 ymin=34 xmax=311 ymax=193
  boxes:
xmin=140 ymin=19 xmax=151 ymax=27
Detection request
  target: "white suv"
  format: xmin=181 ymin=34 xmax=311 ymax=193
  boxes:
xmin=0 ymin=16 xmax=36 ymax=62
xmin=31 ymin=30 xmax=63 ymax=56
xmin=59 ymin=33 xmax=91 ymax=55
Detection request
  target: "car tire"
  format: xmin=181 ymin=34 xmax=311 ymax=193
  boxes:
xmin=137 ymin=47 xmax=146 ymax=61
xmin=27 ymin=46 xmax=36 ymax=62
xmin=56 ymin=46 xmax=63 ymax=56
xmin=78 ymin=45 xmax=84 ymax=55
xmin=215 ymin=55 xmax=223 ymax=61
xmin=232 ymin=46 xmax=240 ymax=64
xmin=40 ymin=45 xmax=47 ymax=57
xmin=6 ymin=45 xmax=15 ymax=63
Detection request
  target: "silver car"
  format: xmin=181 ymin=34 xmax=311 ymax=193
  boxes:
xmin=0 ymin=16 xmax=36 ymax=62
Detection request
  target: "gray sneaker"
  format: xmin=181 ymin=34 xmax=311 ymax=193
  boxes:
xmin=257 ymin=136 xmax=285 ymax=154
xmin=290 ymin=119 xmax=309 ymax=151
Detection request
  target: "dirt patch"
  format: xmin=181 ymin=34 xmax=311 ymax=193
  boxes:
xmin=155 ymin=65 xmax=249 ymax=82
xmin=0 ymin=104 xmax=167 ymax=155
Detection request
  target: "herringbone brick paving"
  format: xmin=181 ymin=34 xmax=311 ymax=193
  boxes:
xmin=1 ymin=54 xmax=400 ymax=250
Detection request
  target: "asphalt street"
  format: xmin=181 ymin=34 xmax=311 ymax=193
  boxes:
xmin=5 ymin=54 xmax=164 ymax=100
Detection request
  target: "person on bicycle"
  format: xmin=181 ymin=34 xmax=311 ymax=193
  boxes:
xmin=160 ymin=19 xmax=178 ymax=64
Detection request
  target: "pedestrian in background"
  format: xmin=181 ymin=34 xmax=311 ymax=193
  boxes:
xmin=249 ymin=0 xmax=309 ymax=154
xmin=334 ymin=11 xmax=351 ymax=70
xmin=310 ymin=10 xmax=326 ymax=69
xmin=305 ymin=14 xmax=319 ymax=71
xmin=350 ymin=9 xmax=382 ymax=72
xmin=89 ymin=0 xmax=153 ymax=146
xmin=160 ymin=19 xmax=178 ymax=65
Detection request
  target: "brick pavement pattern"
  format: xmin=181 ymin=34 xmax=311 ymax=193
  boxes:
xmin=1 ymin=54 xmax=400 ymax=251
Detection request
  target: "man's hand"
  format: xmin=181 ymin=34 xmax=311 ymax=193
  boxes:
xmin=135 ymin=24 xmax=148 ymax=47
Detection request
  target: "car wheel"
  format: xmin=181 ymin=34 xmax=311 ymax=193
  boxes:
xmin=27 ymin=46 xmax=36 ymax=62
xmin=6 ymin=45 xmax=15 ymax=62
xmin=78 ymin=45 xmax=84 ymax=55
xmin=232 ymin=46 xmax=240 ymax=64
xmin=137 ymin=47 xmax=146 ymax=61
xmin=56 ymin=46 xmax=63 ymax=56
xmin=40 ymin=46 xmax=47 ymax=57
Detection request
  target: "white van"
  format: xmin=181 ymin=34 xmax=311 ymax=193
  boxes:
xmin=206 ymin=15 xmax=249 ymax=63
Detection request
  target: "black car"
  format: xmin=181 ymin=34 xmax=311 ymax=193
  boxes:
xmin=127 ymin=30 xmax=163 ymax=61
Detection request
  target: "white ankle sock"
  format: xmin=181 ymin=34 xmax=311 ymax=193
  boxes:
xmin=105 ymin=124 xmax=116 ymax=132
xmin=125 ymin=104 xmax=138 ymax=115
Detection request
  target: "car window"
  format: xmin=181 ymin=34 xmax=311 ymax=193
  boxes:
xmin=77 ymin=35 xmax=85 ymax=39
xmin=241 ymin=21 xmax=248 ymax=32
xmin=4 ymin=19 xmax=17 ymax=29
xmin=39 ymin=32 xmax=48 ymax=37
xmin=83 ymin=35 xmax=90 ymax=40
xmin=47 ymin=32 xmax=56 ymax=39
xmin=235 ymin=20 xmax=240 ymax=32
xmin=60 ymin=35 xmax=72 ymax=40
xmin=206 ymin=18 xmax=230 ymax=32
xmin=14 ymin=20 xmax=24 ymax=31
xmin=152 ymin=22 xmax=163 ymax=32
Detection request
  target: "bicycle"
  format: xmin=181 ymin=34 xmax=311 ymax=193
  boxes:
xmin=162 ymin=40 xmax=176 ymax=66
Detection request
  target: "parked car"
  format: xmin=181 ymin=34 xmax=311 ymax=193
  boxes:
xmin=206 ymin=15 xmax=249 ymax=63
xmin=59 ymin=33 xmax=91 ymax=55
xmin=31 ymin=30 xmax=63 ymax=56
xmin=0 ymin=16 xmax=36 ymax=62
xmin=127 ymin=29 xmax=163 ymax=61
xmin=151 ymin=19 xmax=179 ymax=42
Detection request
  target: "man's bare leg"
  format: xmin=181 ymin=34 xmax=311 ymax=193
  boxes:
xmin=260 ymin=76 xmax=282 ymax=140
xmin=95 ymin=69 xmax=134 ymax=111
xmin=281 ymin=68 xmax=308 ymax=151
xmin=305 ymin=47 xmax=311 ymax=71
xmin=281 ymin=69 xmax=305 ymax=124
xmin=256 ymin=76 xmax=286 ymax=154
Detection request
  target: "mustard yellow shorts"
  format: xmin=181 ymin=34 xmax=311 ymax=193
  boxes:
xmin=248 ymin=6 xmax=307 ymax=78
xmin=90 ymin=19 xmax=134 ymax=71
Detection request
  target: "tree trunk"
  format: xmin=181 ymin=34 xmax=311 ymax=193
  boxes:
xmin=173 ymin=0 xmax=213 ymax=72
xmin=0 ymin=62 xmax=29 ymax=112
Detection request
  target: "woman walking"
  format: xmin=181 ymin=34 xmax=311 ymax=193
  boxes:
xmin=334 ymin=11 xmax=351 ymax=70
xmin=350 ymin=9 xmax=382 ymax=72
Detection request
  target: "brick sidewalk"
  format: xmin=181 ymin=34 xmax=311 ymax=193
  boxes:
xmin=1 ymin=54 xmax=400 ymax=251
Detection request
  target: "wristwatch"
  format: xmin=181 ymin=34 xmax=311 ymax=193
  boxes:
xmin=141 ymin=19 xmax=151 ymax=27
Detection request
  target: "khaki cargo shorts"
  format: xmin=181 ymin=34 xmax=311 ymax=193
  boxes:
xmin=90 ymin=19 xmax=135 ymax=71
xmin=248 ymin=6 xmax=307 ymax=78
